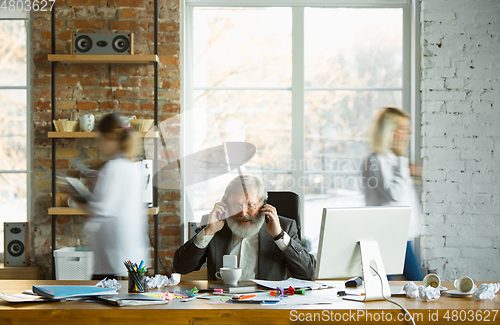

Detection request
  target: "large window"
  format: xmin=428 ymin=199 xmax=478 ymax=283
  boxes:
xmin=182 ymin=0 xmax=417 ymax=252
xmin=0 ymin=10 xmax=30 ymax=255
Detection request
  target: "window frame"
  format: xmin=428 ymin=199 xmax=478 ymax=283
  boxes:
xmin=0 ymin=10 xmax=32 ymax=258
xmin=180 ymin=0 xmax=420 ymax=242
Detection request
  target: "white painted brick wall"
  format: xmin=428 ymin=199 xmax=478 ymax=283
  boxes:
xmin=421 ymin=0 xmax=500 ymax=281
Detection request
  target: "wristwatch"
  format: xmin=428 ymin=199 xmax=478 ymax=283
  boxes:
xmin=273 ymin=230 xmax=285 ymax=241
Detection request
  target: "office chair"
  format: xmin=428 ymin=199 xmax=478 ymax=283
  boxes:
xmin=266 ymin=191 xmax=302 ymax=240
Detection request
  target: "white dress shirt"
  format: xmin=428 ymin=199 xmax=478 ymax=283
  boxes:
xmin=194 ymin=227 xmax=291 ymax=280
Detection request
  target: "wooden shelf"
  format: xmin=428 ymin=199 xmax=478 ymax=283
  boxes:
xmin=48 ymin=207 xmax=159 ymax=215
xmin=48 ymin=131 xmax=158 ymax=138
xmin=47 ymin=54 xmax=159 ymax=64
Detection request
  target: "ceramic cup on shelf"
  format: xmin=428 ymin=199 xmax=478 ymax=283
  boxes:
xmin=119 ymin=115 xmax=136 ymax=127
xmin=78 ymin=113 xmax=95 ymax=132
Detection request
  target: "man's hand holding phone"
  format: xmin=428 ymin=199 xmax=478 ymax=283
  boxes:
xmin=261 ymin=204 xmax=281 ymax=238
xmin=205 ymin=200 xmax=226 ymax=236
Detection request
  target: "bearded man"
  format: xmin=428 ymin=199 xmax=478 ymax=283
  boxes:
xmin=173 ymin=175 xmax=316 ymax=281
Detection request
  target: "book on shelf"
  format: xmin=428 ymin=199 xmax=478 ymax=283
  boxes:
xmin=209 ymin=281 xmax=258 ymax=294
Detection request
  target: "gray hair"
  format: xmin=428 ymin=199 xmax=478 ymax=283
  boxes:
xmin=224 ymin=174 xmax=268 ymax=204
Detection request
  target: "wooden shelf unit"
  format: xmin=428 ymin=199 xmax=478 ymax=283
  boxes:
xmin=48 ymin=207 xmax=159 ymax=215
xmin=48 ymin=131 xmax=159 ymax=138
xmin=48 ymin=54 xmax=159 ymax=64
xmin=48 ymin=2 xmax=161 ymax=278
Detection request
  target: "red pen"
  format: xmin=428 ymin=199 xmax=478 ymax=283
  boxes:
xmin=236 ymin=294 xmax=256 ymax=300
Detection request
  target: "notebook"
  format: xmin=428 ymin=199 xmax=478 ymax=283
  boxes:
xmin=209 ymin=281 xmax=258 ymax=294
xmin=95 ymin=294 xmax=168 ymax=307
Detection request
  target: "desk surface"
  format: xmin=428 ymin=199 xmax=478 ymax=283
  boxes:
xmin=0 ymin=280 xmax=498 ymax=324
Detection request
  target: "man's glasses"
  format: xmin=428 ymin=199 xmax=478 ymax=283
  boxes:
xmin=231 ymin=202 xmax=259 ymax=212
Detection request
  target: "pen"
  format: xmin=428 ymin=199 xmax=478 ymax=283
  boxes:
xmin=238 ymin=294 xmax=256 ymax=300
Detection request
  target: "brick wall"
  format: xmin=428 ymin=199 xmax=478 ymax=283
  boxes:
xmin=31 ymin=0 xmax=181 ymax=278
xmin=421 ymin=0 xmax=500 ymax=280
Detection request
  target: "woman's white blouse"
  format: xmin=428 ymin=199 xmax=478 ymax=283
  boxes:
xmin=85 ymin=157 xmax=150 ymax=276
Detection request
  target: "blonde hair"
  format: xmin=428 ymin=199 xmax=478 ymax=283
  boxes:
xmin=371 ymin=107 xmax=410 ymax=155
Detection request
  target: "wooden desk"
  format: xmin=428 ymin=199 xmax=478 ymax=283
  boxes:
xmin=0 ymin=280 xmax=498 ymax=324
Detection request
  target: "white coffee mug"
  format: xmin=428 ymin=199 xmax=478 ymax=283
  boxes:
xmin=423 ymin=274 xmax=441 ymax=288
xmin=454 ymin=276 xmax=476 ymax=293
xmin=120 ymin=115 xmax=136 ymax=127
xmin=78 ymin=114 xmax=95 ymax=132
xmin=215 ymin=267 xmax=242 ymax=286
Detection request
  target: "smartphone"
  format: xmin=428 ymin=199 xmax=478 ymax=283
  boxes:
xmin=260 ymin=200 xmax=270 ymax=223
xmin=220 ymin=196 xmax=228 ymax=221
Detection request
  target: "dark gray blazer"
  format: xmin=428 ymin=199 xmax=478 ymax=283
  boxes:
xmin=173 ymin=216 xmax=316 ymax=280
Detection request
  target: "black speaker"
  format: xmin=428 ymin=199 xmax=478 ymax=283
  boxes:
xmin=72 ymin=33 xmax=134 ymax=55
xmin=4 ymin=222 xmax=29 ymax=266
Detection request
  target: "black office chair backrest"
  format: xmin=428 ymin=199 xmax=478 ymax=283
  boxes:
xmin=266 ymin=191 xmax=301 ymax=240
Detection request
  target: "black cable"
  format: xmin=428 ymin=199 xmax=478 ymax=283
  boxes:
xmin=370 ymin=266 xmax=416 ymax=325
xmin=29 ymin=260 xmax=45 ymax=280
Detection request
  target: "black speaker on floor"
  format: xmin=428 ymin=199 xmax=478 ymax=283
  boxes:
xmin=72 ymin=33 xmax=134 ymax=55
xmin=4 ymin=222 xmax=29 ymax=266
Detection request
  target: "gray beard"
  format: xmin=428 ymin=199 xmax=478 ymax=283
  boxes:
xmin=226 ymin=213 xmax=265 ymax=238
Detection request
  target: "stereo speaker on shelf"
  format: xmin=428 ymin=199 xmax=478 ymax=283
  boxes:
xmin=4 ymin=222 xmax=29 ymax=267
xmin=72 ymin=33 xmax=134 ymax=55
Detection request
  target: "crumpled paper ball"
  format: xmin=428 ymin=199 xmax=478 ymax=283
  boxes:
xmin=145 ymin=273 xmax=181 ymax=289
xmin=473 ymin=283 xmax=500 ymax=300
xmin=95 ymin=278 xmax=122 ymax=289
xmin=418 ymin=285 xmax=441 ymax=302
xmin=403 ymin=282 xmax=420 ymax=298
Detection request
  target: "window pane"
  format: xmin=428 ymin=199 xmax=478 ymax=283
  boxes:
xmin=193 ymin=7 xmax=292 ymax=88
xmin=305 ymin=8 xmax=402 ymax=88
xmin=189 ymin=89 xmax=292 ymax=221
xmin=194 ymin=90 xmax=292 ymax=170
xmin=0 ymin=89 xmax=27 ymax=170
xmin=304 ymin=90 xmax=402 ymax=252
xmin=0 ymin=173 xmax=27 ymax=254
xmin=0 ymin=20 xmax=27 ymax=87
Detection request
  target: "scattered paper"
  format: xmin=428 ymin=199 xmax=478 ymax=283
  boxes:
xmin=251 ymin=278 xmax=334 ymax=290
xmin=473 ymin=283 xmax=500 ymax=300
xmin=0 ymin=293 xmax=55 ymax=303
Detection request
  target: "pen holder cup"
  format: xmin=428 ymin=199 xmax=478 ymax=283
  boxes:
xmin=128 ymin=270 xmax=147 ymax=293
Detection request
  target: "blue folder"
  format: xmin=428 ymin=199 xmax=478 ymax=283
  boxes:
xmin=32 ymin=285 xmax=118 ymax=300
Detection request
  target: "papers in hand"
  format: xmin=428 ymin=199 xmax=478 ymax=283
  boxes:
xmin=57 ymin=176 xmax=91 ymax=204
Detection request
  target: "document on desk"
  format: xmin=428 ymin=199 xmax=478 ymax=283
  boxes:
xmin=251 ymin=278 xmax=334 ymax=290
xmin=0 ymin=293 xmax=58 ymax=303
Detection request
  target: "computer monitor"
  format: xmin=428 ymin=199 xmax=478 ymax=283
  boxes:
xmin=315 ymin=206 xmax=411 ymax=302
